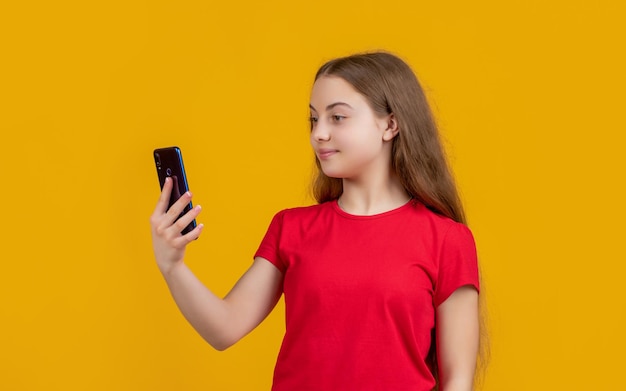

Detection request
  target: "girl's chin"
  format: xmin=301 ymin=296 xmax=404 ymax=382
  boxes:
xmin=320 ymin=163 xmax=353 ymax=179
xmin=321 ymin=169 xmax=345 ymax=179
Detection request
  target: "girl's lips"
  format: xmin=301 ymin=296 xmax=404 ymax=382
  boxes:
xmin=317 ymin=149 xmax=337 ymax=159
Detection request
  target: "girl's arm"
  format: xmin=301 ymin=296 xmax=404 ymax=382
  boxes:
xmin=150 ymin=177 xmax=283 ymax=350
xmin=436 ymin=285 xmax=480 ymax=391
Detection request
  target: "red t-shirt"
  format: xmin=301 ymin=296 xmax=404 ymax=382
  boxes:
xmin=255 ymin=200 xmax=479 ymax=391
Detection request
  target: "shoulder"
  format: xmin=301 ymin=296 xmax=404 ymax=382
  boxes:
xmin=405 ymin=201 xmax=465 ymax=229
xmin=262 ymin=202 xmax=334 ymax=230
xmin=274 ymin=201 xmax=334 ymax=220
xmin=403 ymin=202 xmax=475 ymax=247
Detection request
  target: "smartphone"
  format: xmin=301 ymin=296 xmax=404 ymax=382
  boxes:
xmin=153 ymin=146 xmax=197 ymax=235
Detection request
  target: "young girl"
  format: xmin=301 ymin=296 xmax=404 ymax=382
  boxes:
xmin=150 ymin=52 xmax=482 ymax=391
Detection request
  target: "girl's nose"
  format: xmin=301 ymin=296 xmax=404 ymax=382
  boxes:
xmin=311 ymin=122 xmax=330 ymax=142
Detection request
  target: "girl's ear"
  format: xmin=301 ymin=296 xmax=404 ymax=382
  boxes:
xmin=382 ymin=114 xmax=399 ymax=141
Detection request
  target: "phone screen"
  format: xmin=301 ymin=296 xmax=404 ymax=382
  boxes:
xmin=153 ymin=147 xmax=197 ymax=235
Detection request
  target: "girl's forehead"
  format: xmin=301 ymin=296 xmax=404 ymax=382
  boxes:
xmin=310 ymin=76 xmax=364 ymax=107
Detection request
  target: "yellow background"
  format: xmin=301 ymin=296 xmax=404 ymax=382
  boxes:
xmin=1 ymin=1 xmax=625 ymax=390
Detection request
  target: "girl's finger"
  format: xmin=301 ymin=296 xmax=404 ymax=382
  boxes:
xmin=171 ymin=204 xmax=202 ymax=234
xmin=154 ymin=177 xmax=173 ymax=215
xmin=172 ymin=223 xmax=204 ymax=247
xmin=163 ymin=190 xmax=194 ymax=226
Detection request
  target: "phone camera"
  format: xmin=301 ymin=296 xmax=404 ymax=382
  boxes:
xmin=155 ymin=153 xmax=161 ymax=167
xmin=166 ymin=168 xmax=172 ymax=176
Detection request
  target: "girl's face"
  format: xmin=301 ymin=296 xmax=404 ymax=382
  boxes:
xmin=309 ymin=76 xmax=397 ymax=181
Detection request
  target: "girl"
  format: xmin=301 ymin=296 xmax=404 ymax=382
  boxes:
xmin=150 ymin=52 xmax=483 ymax=391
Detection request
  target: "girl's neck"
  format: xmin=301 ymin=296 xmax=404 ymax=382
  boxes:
xmin=338 ymin=171 xmax=410 ymax=216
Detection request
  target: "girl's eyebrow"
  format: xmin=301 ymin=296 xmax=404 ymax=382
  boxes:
xmin=309 ymin=102 xmax=354 ymax=112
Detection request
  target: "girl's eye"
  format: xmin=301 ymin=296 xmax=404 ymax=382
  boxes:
xmin=309 ymin=116 xmax=318 ymax=131
xmin=332 ymin=115 xmax=345 ymax=122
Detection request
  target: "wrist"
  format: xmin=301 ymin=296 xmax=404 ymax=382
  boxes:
xmin=158 ymin=259 xmax=187 ymax=279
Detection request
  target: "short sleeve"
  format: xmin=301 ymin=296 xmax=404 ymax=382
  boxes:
xmin=433 ymin=222 xmax=480 ymax=307
xmin=254 ymin=210 xmax=287 ymax=273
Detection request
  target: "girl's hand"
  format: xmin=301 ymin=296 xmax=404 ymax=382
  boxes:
xmin=150 ymin=177 xmax=203 ymax=275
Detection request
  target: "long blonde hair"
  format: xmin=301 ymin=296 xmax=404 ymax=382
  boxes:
xmin=312 ymin=51 xmax=489 ymax=388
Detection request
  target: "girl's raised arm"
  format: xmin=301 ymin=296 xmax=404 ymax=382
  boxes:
xmin=150 ymin=177 xmax=283 ymax=350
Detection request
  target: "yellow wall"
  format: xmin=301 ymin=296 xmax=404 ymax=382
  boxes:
xmin=1 ymin=1 xmax=625 ymax=389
